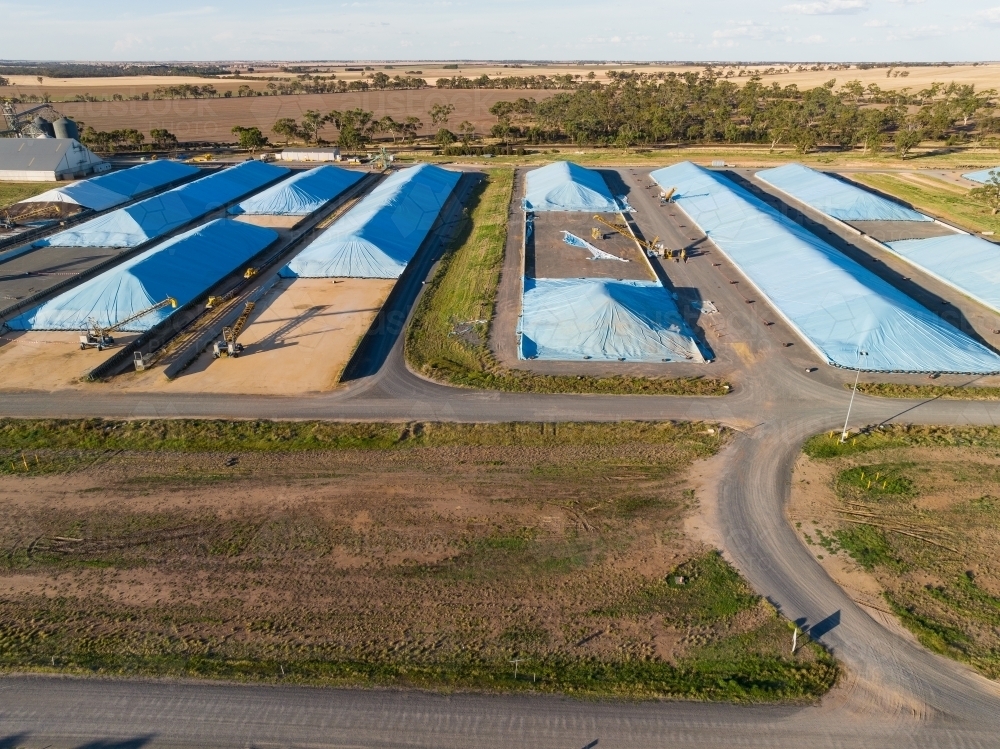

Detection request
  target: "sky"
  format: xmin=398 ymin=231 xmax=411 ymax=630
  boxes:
xmin=3 ymin=0 xmax=1000 ymax=62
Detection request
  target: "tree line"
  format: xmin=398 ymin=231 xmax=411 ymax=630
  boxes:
xmin=475 ymin=73 xmax=1000 ymax=155
xmin=62 ymin=70 xmax=1000 ymax=161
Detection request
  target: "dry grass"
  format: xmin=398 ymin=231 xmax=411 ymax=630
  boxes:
xmin=0 ymin=419 xmax=835 ymax=701
xmin=801 ymin=430 xmax=1000 ymax=679
xmin=849 ymin=172 xmax=1000 ymax=235
xmin=856 ymin=383 xmax=1000 ymax=401
xmin=0 ymin=182 xmax=59 ymax=210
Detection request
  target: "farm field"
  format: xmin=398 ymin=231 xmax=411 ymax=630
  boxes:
xmin=6 ymin=62 xmax=1000 ymax=98
xmin=791 ymin=426 xmax=1000 ymax=680
xmin=54 ymin=90 xmax=562 ymax=145
xmin=0 ymin=419 xmax=836 ymax=700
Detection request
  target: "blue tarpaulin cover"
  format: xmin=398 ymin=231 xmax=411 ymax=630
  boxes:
xmin=651 ymin=162 xmax=1000 ymax=374
xmin=757 ymin=163 xmax=930 ymax=222
xmin=20 ymin=160 xmax=200 ymax=212
xmin=229 ymin=165 xmax=363 ymax=216
xmin=8 ymin=219 xmax=277 ymax=332
xmin=887 ymin=235 xmax=1000 ymax=315
xmin=280 ymin=163 xmax=459 ymax=279
xmin=962 ymin=168 xmax=1000 ymax=184
xmin=518 ymin=277 xmax=704 ymax=362
xmin=522 ymin=161 xmax=623 ymax=213
xmin=38 ymin=160 xmax=289 ymax=248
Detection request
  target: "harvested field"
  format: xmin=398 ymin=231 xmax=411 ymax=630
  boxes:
xmin=8 ymin=62 xmax=1000 ymax=100
xmin=0 ymin=419 xmax=835 ymax=700
xmin=529 ymin=212 xmax=655 ymax=282
xmin=53 ymin=90 xmax=562 ymax=145
xmin=795 ymin=426 xmax=1000 ymax=680
xmin=0 ymin=331 xmax=140 ymax=392
xmin=142 ymin=277 xmax=394 ymax=394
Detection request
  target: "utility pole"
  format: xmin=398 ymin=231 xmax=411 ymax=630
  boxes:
xmin=840 ymin=350 xmax=868 ymax=442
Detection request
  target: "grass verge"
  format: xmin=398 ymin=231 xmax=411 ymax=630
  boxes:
xmin=803 ymin=423 xmax=1000 ymax=459
xmin=849 ymin=172 xmax=1000 ymax=235
xmin=855 ymin=382 xmax=1000 ymax=401
xmin=0 ymin=182 xmax=59 ymax=210
xmin=800 ymin=431 xmax=1000 ymax=678
xmin=405 ymin=168 xmax=729 ymax=396
xmin=0 ymin=419 xmax=836 ymax=701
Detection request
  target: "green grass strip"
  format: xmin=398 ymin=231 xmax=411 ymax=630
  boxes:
xmin=0 ymin=181 xmax=59 ymax=210
xmin=0 ymin=418 xmax=724 ymax=456
xmin=849 ymin=173 xmax=1000 ymax=235
xmin=856 ymin=382 xmax=1000 ymax=401
xmin=803 ymin=423 xmax=1000 ymax=459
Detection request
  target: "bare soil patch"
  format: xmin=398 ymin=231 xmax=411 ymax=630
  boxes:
xmin=795 ymin=432 xmax=1000 ymax=681
xmin=138 ymin=277 xmax=394 ymax=394
xmin=0 ymin=419 xmax=834 ymax=700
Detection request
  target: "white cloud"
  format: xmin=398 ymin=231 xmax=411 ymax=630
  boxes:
xmin=886 ymin=0 xmax=924 ymax=4
xmin=782 ymin=0 xmax=867 ymax=14
xmin=112 ymin=33 xmax=146 ymax=52
xmin=712 ymin=20 xmax=770 ymax=40
xmin=976 ymin=7 xmax=1000 ymax=24
xmin=885 ymin=24 xmax=945 ymax=40
xmin=863 ymin=18 xmax=887 ymax=26
xmin=798 ymin=34 xmax=825 ymax=43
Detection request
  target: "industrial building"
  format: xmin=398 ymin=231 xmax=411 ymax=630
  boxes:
xmin=278 ymin=147 xmax=341 ymax=163
xmin=0 ymin=138 xmax=108 ymax=181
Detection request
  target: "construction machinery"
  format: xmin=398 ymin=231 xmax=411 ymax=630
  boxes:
xmin=213 ymin=301 xmax=255 ymax=358
xmin=206 ymin=270 xmax=256 ymax=309
xmin=371 ymin=146 xmax=393 ymax=171
xmin=80 ymin=297 xmax=177 ymax=351
xmin=659 ymin=187 xmax=676 ymax=204
xmin=1 ymin=202 xmax=63 ymax=227
xmin=592 ymin=215 xmax=663 ymax=254
xmin=1 ymin=101 xmax=60 ymax=138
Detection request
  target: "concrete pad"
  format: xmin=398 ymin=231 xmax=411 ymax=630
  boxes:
xmin=233 ymin=214 xmax=303 ymax=229
xmin=0 ymin=329 xmax=140 ymax=391
xmin=529 ymin=212 xmax=655 ymax=282
xmin=143 ymin=277 xmax=394 ymax=394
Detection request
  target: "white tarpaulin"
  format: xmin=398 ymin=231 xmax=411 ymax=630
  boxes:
xmin=887 ymin=235 xmax=1000 ymax=315
xmin=280 ymin=164 xmax=459 ymax=278
xmin=757 ymin=163 xmax=930 ymax=222
xmin=522 ymin=161 xmax=624 ymax=213
xmin=518 ymin=277 xmax=704 ymax=363
xmin=651 ymin=161 xmax=1000 ymax=374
